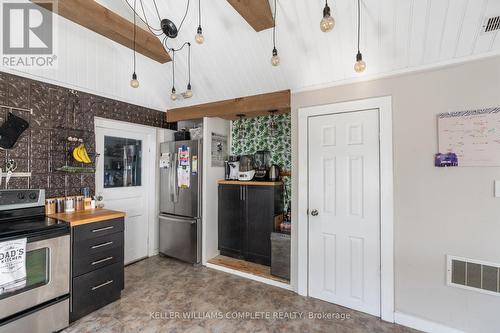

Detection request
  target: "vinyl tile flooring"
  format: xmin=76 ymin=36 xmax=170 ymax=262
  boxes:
xmin=64 ymin=256 xmax=421 ymax=333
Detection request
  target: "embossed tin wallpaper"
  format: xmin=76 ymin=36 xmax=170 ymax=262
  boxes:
xmin=0 ymin=71 xmax=169 ymax=198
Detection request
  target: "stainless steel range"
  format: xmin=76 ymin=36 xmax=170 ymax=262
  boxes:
xmin=0 ymin=189 xmax=70 ymax=333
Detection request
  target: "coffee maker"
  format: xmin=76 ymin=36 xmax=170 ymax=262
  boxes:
xmin=224 ymin=156 xmax=240 ymax=180
xmin=253 ymin=150 xmax=271 ymax=181
xmin=238 ymin=155 xmax=255 ymax=181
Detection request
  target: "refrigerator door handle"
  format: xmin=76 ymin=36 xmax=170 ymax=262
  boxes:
xmin=159 ymin=214 xmax=197 ymax=224
xmin=172 ymin=152 xmax=179 ymax=203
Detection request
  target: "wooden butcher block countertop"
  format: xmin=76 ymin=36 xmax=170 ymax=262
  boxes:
xmin=47 ymin=208 xmax=126 ymax=227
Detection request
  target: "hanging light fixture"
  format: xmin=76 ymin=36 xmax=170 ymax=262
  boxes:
xmin=195 ymin=0 xmax=205 ymax=44
xmin=170 ymin=50 xmax=177 ymax=100
xmin=236 ymin=114 xmax=246 ymax=139
xmin=182 ymin=43 xmax=193 ymax=98
xmin=268 ymin=110 xmax=279 ymax=137
xmin=130 ymin=0 xmax=140 ymax=88
xmin=320 ymin=0 xmax=335 ymax=32
xmin=125 ymin=0 xmax=201 ymax=97
xmin=271 ymin=0 xmax=280 ymax=66
xmin=354 ymin=0 xmax=366 ymax=73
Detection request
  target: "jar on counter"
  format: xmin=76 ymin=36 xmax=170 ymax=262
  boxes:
xmin=45 ymin=198 xmax=56 ymax=215
xmin=55 ymin=197 xmax=65 ymax=213
xmin=64 ymin=197 xmax=75 ymax=213
xmin=84 ymin=197 xmax=92 ymax=210
xmin=75 ymin=196 xmax=84 ymax=211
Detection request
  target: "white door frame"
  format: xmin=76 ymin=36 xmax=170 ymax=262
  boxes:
xmin=297 ymin=96 xmax=394 ymax=322
xmin=94 ymin=117 xmax=158 ymax=258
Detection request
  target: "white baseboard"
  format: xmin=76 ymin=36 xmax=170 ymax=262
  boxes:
xmin=205 ymin=263 xmax=293 ymax=291
xmin=395 ymin=312 xmax=466 ymax=333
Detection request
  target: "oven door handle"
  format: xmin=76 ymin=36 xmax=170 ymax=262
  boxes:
xmin=91 ymin=256 xmax=113 ymax=265
xmin=92 ymin=226 xmax=114 ymax=233
xmin=91 ymin=280 xmax=114 ymax=291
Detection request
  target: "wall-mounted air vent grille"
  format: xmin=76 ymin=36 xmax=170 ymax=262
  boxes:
xmin=484 ymin=16 xmax=500 ymax=33
xmin=447 ymin=256 xmax=500 ymax=296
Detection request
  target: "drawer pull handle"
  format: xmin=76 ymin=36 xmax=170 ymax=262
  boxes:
xmin=91 ymin=256 xmax=113 ymax=265
xmin=92 ymin=226 xmax=114 ymax=233
xmin=91 ymin=280 xmax=114 ymax=291
xmin=91 ymin=241 xmax=113 ymax=249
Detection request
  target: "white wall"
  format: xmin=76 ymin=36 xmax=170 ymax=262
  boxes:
xmin=0 ymin=4 xmax=170 ymax=111
xmin=202 ymin=117 xmax=230 ymax=264
xmin=291 ymin=56 xmax=500 ymax=333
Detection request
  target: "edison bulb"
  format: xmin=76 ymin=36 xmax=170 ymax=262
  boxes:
xmin=271 ymin=55 xmax=280 ymax=66
xmin=320 ymin=15 xmax=335 ymax=32
xmin=354 ymin=60 xmax=366 ymax=73
xmin=195 ymin=26 xmax=204 ymax=44
xmin=130 ymin=73 xmax=139 ymax=88
xmin=184 ymin=89 xmax=193 ymax=98
xmin=130 ymin=78 xmax=139 ymax=88
xmin=170 ymin=93 xmax=177 ymax=101
xmin=271 ymin=48 xmax=280 ymax=66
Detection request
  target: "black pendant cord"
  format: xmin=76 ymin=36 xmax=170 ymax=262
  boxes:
xmin=133 ymin=0 xmax=137 ymax=74
xmin=124 ymin=0 xmax=162 ymax=35
xmin=178 ymin=0 xmax=191 ymax=34
xmin=188 ymin=43 xmax=191 ymax=86
xmin=172 ymin=50 xmax=176 ymax=90
xmin=198 ymin=0 xmax=202 ymax=28
xmin=272 ymin=0 xmax=277 ymax=49
xmin=151 ymin=0 xmax=161 ymax=21
xmin=357 ymin=0 xmax=361 ymax=53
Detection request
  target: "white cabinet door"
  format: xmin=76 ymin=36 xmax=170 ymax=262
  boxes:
xmin=308 ymin=109 xmax=381 ymax=316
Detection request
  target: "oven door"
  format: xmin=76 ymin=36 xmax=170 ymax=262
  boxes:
xmin=0 ymin=234 xmax=70 ymax=319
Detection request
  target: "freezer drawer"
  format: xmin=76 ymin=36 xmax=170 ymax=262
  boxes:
xmin=159 ymin=214 xmax=200 ymax=264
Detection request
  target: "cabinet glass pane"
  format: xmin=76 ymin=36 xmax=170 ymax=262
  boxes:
xmin=0 ymin=248 xmax=49 ymax=299
xmin=104 ymin=136 xmax=142 ymax=188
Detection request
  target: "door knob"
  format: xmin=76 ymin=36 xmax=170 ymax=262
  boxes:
xmin=311 ymin=209 xmax=319 ymax=216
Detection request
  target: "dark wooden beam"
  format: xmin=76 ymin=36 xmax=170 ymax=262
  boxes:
xmin=166 ymin=90 xmax=291 ymax=122
xmin=227 ymin=0 xmax=274 ymax=32
xmin=31 ymin=0 xmax=171 ymax=63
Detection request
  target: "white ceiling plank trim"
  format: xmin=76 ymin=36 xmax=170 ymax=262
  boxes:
xmin=423 ymin=0 xmax=450 ymax=64
xmin=26 ymin=0 xmax=500 ymax=111
xmin=455 ymin=0 xmax=488 ymax=58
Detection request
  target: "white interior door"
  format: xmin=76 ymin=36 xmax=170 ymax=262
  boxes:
xmin=96 ymin=120 xmax=154 ymax=265
xmin=308 ymin=109 xmax=381 ymax=316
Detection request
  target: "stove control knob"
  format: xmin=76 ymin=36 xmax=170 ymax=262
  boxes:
xmin=17 ymin=192 xmax=26 ymax=200
xmin=29 ymin=192 xmax=37 ymax=200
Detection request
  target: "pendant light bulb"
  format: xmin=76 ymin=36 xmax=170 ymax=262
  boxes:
xmin=195 ymin=26 xmax=204 ymax=44
xmin=170 ymin=87 xmax=177 ymax=101
xmin=354 ymin=52 xmax=366 ymax=73
xmin=271 ymin=47 xmax=280 ymax=67
xmin=185 ymin=83 xmax=193 ymax=98
xmin=130 ymin=73 xmax=139 ymax=88
xmin=320 ymin=2 xmax=335 ymax=32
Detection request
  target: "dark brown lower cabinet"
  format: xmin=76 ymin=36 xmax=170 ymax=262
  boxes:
xmin=70 ymin=218 xmax=124 ymax=322
xmin=218 ymin=184 xmax=283 ymax=266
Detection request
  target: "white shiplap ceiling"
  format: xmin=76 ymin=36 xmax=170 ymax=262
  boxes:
xmin=97 ymin=0 xmax=500 ymax=111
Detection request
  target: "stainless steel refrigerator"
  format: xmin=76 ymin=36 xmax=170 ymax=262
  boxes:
xmin=159 ymin=140 xmax=202 ymax=264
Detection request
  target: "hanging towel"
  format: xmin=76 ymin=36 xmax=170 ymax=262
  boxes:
xmin=0 ymin=238 xmax=27 ymax=295
xmin=0 ymin=112 xmax=30 ymax=149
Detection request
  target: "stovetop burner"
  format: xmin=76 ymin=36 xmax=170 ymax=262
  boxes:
xmin=0 ymin=189 xmax=70 ymax=242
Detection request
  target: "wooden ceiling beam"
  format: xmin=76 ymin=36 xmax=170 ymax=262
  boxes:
xmin=166 ymin=90 xmax=291 ymax=122
xmin=31 ymin=0 xmax=171 ymax=63
xmin=227 ymin=0 xmax=274 ymax=32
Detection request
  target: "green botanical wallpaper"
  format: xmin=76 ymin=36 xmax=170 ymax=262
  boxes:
xmin=231 ymin=114 xmax=291 ymax=211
